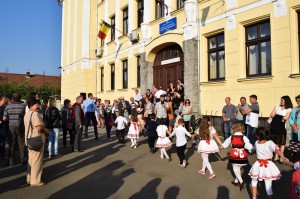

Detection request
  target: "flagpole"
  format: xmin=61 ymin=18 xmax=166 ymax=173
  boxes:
xmin=101 ymin=19 xmax=130 ymax=39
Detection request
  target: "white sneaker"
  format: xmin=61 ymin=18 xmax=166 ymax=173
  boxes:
xmin=131 ymin=144 xmax=134 ymax=148
xmin=182 ymin=160 xmax=187 ymax=168
xmin=134 ymin=145 xmax=137 ymax=148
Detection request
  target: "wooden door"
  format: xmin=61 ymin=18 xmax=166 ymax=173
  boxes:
xmin=153 ymin=44 xmax=184 ymax=90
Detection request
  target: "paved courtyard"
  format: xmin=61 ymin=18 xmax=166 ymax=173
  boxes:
xmin=0 ymin=127 xmax=294 ymax=199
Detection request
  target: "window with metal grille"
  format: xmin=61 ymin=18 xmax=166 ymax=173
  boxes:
xmin=101 ymin=67 xmax=104 ymax=91
xmin=123 ymin=8 xmax=128 ymax=34
xmin=123 ymin=60 xmax=128 ymax=89
xmin=177 ymin=0 xmax=184 ymax=9
xmin=156 ymin=0 xmax=165 ymax=19
xmin=137 ymin=56 xmax=141 ymax=87
xmin=111 ymin=64 xmax=115 ymax=90
xmin=111 ymin=16 xmax=115 ymax=41
xmin=137 ymin=0 xmax=144 ymax=28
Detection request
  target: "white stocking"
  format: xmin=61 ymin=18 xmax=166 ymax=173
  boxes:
xmin=201 ymin=153 xmax=213 ymax=174
xmin=232 ymin=165 xmax=243 ymax=184
xmin=161 ymin=148 xmax=169 ymax=159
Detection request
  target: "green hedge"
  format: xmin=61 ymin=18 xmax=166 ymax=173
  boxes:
xmin=0 ymin=82 xmax=60 ymax=100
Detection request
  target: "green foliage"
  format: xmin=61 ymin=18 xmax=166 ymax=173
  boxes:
xmin=0 ymin=81 xmax=60 ymax=100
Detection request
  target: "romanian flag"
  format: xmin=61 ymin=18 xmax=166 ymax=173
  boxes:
xmin=97 ymin=20 xmax=111 ymax=40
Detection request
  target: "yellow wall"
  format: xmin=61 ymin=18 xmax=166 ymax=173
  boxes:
xmin=61 ymin=0 xmax=300 ymax=117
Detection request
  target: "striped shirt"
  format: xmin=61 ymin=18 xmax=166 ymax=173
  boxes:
xmin=4 ymin=102 xmax=25 ymax=126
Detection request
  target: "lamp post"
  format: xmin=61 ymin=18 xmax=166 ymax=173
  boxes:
xmin=155 ymin=0 xmax=169 ymax=16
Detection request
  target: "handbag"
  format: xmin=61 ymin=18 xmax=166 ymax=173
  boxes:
xmin=26 ymin=112 xmax=43 ymax=151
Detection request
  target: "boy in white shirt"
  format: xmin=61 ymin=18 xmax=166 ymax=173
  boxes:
xmin=115 ymin=111 xmax=128 ymax=143
xmin=169 ymin=118 xmax=192 ymax=168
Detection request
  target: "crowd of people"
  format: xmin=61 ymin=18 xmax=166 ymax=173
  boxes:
xmin=1 ymin=82 xmax=300 ymax=198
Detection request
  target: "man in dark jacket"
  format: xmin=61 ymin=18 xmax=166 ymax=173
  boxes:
xmin=117 ymin=96 xmax=131 ymax=117
xmin=61 ymin=99 xmax=74 ymax=151
xmin=73 ymin=96 xmax=84 ymax=152
xmin=0 ymin=95 xmax=8 ymax=159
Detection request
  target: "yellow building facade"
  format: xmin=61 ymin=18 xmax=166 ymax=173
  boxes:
xmin=61 ymin=0 xmax=300 ymax=117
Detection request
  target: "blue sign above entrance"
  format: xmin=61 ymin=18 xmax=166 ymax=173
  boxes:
xmin=159 ymin=17 xmax=177 ymax=34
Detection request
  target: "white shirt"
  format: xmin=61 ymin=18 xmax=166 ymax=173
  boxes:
xmin=115 ymin=116 xmax=128 ymax=130
xmin=169 ymin=126 xmax=191 ymax=147
xmin=155 ymin=89 xmax=166 ymax=99
xmin=255 ymin=140 xmax=277 ymax=159
xmin=156 ymin=125 xmax=168 ymax=137
xmin=222 ymin=132 xmax=253 ymax=152
xmin=274 ymin=105 xmax=292 ymax=116
xmin=134 ymin=93 xmax=143 ymax=102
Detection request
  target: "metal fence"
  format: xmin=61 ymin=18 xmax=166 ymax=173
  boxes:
xmin=205 ymin=116 xmax=270 ymax=135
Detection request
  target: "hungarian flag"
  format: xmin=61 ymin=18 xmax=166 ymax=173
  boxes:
xmin=98 ymin=20 xmax=111 ymax=40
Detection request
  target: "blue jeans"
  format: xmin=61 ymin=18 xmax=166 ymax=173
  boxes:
xmin=48 ymin=128 xmax=59 ymax=155
xmin=223 ymin=121 xmax=232 ymax=139
xmin=247 ymin=125 xmax=256 ymax=145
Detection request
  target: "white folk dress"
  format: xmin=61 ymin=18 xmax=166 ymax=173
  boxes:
xmin=249 ymin=140 xmax=281 ymax=181
xmin=127 ymin=122 xmax=139 ymax=139
xmin=197 ymin=126 xmax=219 ymax=154
xmin=156 ymin=125 xmax=172 ymax=148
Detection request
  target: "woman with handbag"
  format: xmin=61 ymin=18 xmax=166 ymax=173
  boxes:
xmin=24 ymin=97 xmax=48 ymax=186
xmin=269 ymin=95 xmax=293 ymax=163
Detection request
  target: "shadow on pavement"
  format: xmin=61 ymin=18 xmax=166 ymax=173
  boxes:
xmin=216 ymin=186 xmax=230 ymax=199
xmin=129 ymin=178 xmax=161 ymax=199
xmin=164 ymin=186 xmax=180 ymax=199
xmin=0 ymin=137 xmax=126 ymax=195
xmin=49 ymin=160 xmax=134 ymax=199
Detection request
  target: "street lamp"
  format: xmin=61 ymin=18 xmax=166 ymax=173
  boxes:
xmin=155 ymin=0 xmax=169 ymax=16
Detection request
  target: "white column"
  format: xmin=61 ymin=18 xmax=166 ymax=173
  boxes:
xmin=165 ymin=0 xmax=172 ymax=17
xmin=81 ymin=0 xmax=91 ymax=69
xmin=66 ymin=0 xmax=71 ymax=65
xmin=143 ymin=0 xmax=151 ymax=22
xmin=60 ymin=0 xmax=66 ymax=67
xmin=104 ymin=0 xmax=108 ymax=56
xmin=115 ymin=0 xmax=120 ymax=43
xmin=73 ymin=0 xmax=78 ymax=63
xmin=128 ymin=0 xmax=133 ymax=33
xmin=141 ymin=0 xmax=151 ymax=41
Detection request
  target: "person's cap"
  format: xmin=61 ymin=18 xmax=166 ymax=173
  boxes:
xmin=120 ymin=96 xmax=124 ymax=99
xmin=294 ymin=161 xmax=300 ymax=170
xmin=130 ymin=97 xmax=134 ymax=100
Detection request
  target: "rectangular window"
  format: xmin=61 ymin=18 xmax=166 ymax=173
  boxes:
xmin=111 ymin=16 xmax=115 ymax=41
xmin=137 ymin=0 xmax=144 ymax=28
xmin=246 ymin=21 xmax=271 ymax=77
xmin=101 ymin=67 xmax=104 ymax=91
xmin=156 ymin=0 xmax=165 ymax=19
xmin=137 ymin=56 xmax=141 ymax=87
xmin=123 ymin=60 xmax=128 ymax=89
xmin=111 ymin=64 xmax=115 ymax=90
xmin=208 ymin=34 xmax=225 ymax=80
xmin=123 ymin=8 xmax=128 ymax=35
xmin=177 ymin=0 xmax=184 ymax=9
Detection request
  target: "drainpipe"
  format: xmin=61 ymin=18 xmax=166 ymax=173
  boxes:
xmin=196 ymin=0 xmax=201 ymax=117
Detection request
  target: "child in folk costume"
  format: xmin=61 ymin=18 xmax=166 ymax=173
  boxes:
xmin=249 ymin=127 xmax=287 ymax=199
xmin=195 ymin=116 xmax=222 ymax=180
xmin=127 ymin=112 xmax=139 ymax=148
xmin=156 ymin=118 xmax=172 ymax=161
xmin=169 ymin=118 xmax=192 ymax=168
xmin=222 ymin=123 xmax=253 ymax=191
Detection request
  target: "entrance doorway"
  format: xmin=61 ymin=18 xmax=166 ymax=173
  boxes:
xmin=153 ymin=44 xmax=184 ymax=90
